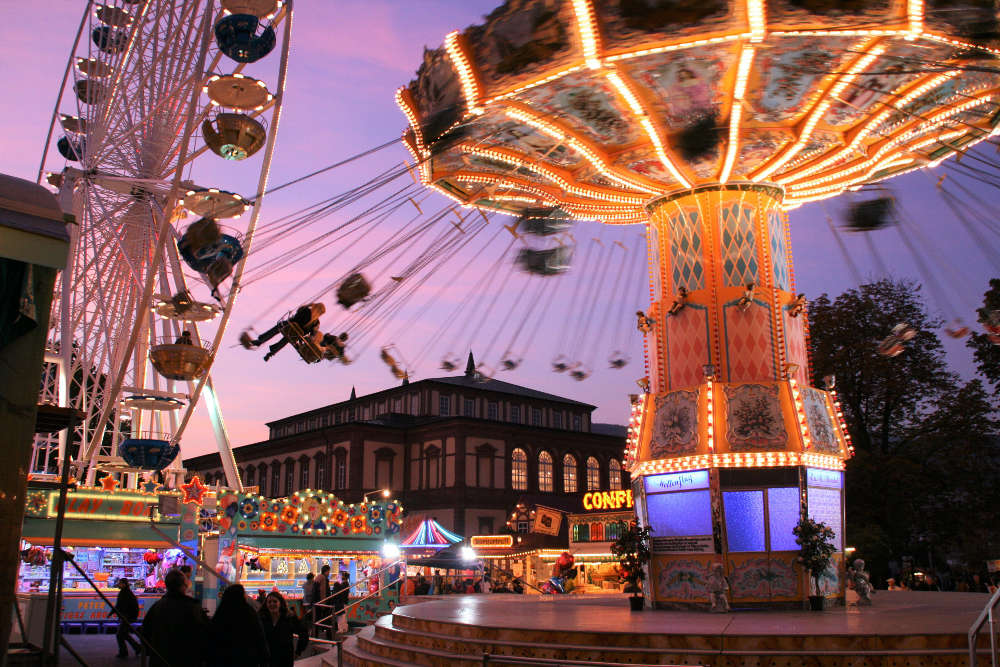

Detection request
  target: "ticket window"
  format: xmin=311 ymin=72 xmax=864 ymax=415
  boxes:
xmin=722 ymin=487 xmax=800 ymax=553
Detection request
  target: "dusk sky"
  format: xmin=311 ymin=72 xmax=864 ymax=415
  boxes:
xmin=4 ymin=2 xmax=996 ymax=461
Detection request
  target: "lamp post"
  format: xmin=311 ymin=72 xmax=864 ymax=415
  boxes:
xmin=363 ymin=488 xmax=391 ymax=503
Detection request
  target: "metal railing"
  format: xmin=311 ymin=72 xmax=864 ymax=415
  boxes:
xmin=310 ymin=559 xmax=405 ymax=636
xmin=970 ymin=586 xmax=1000 ymax=665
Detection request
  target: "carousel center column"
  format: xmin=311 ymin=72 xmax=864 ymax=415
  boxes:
xmin=628 ymin=183 xmax=851 ymax=609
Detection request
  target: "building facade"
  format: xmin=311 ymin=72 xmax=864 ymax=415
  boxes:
xmin=184 ymin=356 xmax=629 ymax=537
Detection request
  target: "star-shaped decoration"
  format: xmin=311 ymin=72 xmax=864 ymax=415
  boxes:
xmin=141 ymin=480 xmax=162 ymax=494
xmin=99 ymin=475 xmax=120 ymax=492
xmin=180 ymin=475 xmax=208 ymax=505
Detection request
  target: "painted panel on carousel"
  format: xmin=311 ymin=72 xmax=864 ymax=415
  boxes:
xmin=767 ymin=209 xmax=790 ymax=292
xmin=823 ymin=42 xmax=931 ymax=128
xmin=464 ymin=0 xmax=576 ymax=90
xmin=474 ymin=111 xmax=584 ymax=169
xmin=801 ymin=387 xmax=840 ymax=455
xmin=650 ymin=554 xmax=713 ymax=602
xmin=649 ymin=390 xmax=700 ymax=458
xmin=723 ymin=384 xmax=788 ymax=451
xmin=818 ymin=552 xmax=843 ymax=596
xmin=732 ymin=129 xmax=791 ymax=178
xmin=767 ymin=552 xmax=801 ymax=600
xmin=614 ymin=146 xmax=680 ymax=188
xmin=406 ymin=46 xmax=462 ymax=133
xmin=723 ymin=300 xmax=775 ymax=382
xmin=746 ymin=36 xmax=858 ymax=123
xmin=873 ymin=66 xmax=994 ymax=137
xmin=629 ymin=46 xmax=736 ymax=128
xmin=764 ymin=0 xmax=892 ymax=31
xmin=719 ymin=203 xmax=758 ymax=288
xmin=667 ymin=304 xmax=710 ymax=389
xmin=593 ymin=0 xmax=739 ymax=53
xmin=520 ymin=71 xmax=641 ymax=146
xmin=781 ymin=307 xmax=810 ymax=385
xmin=727 ymin=553 xmax=772 ymax=600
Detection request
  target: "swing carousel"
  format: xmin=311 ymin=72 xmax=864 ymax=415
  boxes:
xmin=388 ymin=0 xmax=1000 ymax=608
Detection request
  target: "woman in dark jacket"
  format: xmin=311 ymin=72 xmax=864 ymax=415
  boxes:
xmin=209 ymin=584 xmax=269 ymax=666
xmin=259 ymin=591 xmax=309 ymax=667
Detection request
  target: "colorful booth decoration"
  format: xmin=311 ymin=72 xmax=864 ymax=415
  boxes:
xmin=180 ymin=475 xmax=209 ymax=505
xmin=216 ymin=489 xmax=403 ymax=537
xmin=400 ymin=518 xmax=463 ymax=549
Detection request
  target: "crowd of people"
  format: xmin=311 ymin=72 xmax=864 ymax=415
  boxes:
xmin=403 ymin=568 xmax=525 ymax=595
xmin=113 ymin=568 xmax=313 ymax=666
xmin=883 ymin=570 xmax=1000 ymax=593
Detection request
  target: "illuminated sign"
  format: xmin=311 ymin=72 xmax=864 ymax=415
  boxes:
xmin=806 ymin=468 xmax=843 ymax=489
xmin=48 ymin=492 xmax=154 ymax=523
xmin=582 ymin=490 xmax=633 ymax=511
xmin=643 ymin=470 xmax=709 ymax=494
xmin=470 ymin=535 xmax=514 ymax=549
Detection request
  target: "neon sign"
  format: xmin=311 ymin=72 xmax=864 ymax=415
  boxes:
xmin=47 ymin=492 xmax=154 ymax=522
xmin=582 ymin=490 xmax=633 ymax=511
xmin=470 ymin=535 xmax=514 ymax=549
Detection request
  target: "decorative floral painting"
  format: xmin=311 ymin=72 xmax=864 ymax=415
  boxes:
xmin=521 ymin=72 xmax=640 ymax=146
xmin=653 ymin=557 xmax=711 ymax=600
xmin=650 ymin=390 xmax=699 ymax=457
xmin=725 ymin=384 xmax=788 ymax=451
xmin=801 ymin=387 xmax=840 ymax=454
xmin=632 ymin=47 xmax=734 ymax=127
xmin=728 ymin=555 xmax=797 ymax=599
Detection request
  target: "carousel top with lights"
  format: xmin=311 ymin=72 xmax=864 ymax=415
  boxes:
xmin=397 ymin=0 xmax=1000 ymax=220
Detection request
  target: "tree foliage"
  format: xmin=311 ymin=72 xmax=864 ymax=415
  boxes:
xmin=808 ymin=278 xmax=1000 ymax=584
xmin=967 ymin=278 xmax=1000 ymax=390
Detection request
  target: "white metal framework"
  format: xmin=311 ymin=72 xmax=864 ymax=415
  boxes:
xmin=34 ymin=0 xmax=294 ymax=490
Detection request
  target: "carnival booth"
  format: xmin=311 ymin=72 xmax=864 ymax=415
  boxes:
xmin=16 ymin=482 xmax=190 ymax=644
xmin=566 ymin=490 xmax=636 ymax=593
xmin=209 ymin=487 xmax=404 ymax=623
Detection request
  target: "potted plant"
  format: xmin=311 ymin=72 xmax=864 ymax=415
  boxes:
xmin=794 ymin=516 xmax=837 ymax=611
xmin=611 ymin=521 xmax=651 ymax=611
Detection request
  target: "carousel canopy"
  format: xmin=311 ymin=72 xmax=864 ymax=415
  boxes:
xmin=399 ymin=0 xmax=1000 ymax=218
xmin=400 ymin=518 xmax=463 ymax=549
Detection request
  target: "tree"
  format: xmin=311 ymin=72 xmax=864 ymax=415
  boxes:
xmin=611 ymin=522 xmax=651 ymax=597
xmin=807 ymin=279 xmax=999 ymax=583
xmin=967 ymin=278 xmax=1000 ymax=391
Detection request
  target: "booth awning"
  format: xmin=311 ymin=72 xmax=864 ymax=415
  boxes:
xmin=400 ymin=519 xmax=462 ymax=549
xmin=22 ymin=517 xmax=179 ymax=548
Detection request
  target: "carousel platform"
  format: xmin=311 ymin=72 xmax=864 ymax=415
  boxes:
xmin=339 ymin=591 xmax=991 ymax=666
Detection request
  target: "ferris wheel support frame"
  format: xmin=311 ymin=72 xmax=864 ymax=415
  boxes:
xmin=170 ymin=1 xmax=296 ymax=491
xmin=79 ymin=4 xmax=216 ymax=486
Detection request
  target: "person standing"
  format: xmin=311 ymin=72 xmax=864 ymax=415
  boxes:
xmin=208 ymin=584 xmax=269 ymax=666
xmin=141 ymin=569 xmax=209 ymax=667
xmin=110 ymin=578 xmax=140 ymax=658
xmin=332 ymin=571 xmax=351 ymax=635
xmin=259 ymin=592 xmax=309 ymax=667
xmin=301 ymin=573 xmax=315 ymax=633
xmin=313 ymin=565 xmax=332 ymax=637
xmin=431 ymin=570 xmax=442 ymax=596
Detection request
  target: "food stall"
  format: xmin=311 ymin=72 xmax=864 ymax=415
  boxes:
xmin=566 ymin=490 xmax=636 ymax=592
xmin=208 ymin=487 xmax=404 ymax=623
xmin=16 ymin=483 xmax=189 ymax=643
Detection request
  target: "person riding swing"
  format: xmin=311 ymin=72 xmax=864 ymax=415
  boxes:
xmin=240 ymin=303 xmax=326 ymax=361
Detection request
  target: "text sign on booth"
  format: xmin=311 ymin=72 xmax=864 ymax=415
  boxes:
xmin=48 ymin=493 xmax=154 ymax=522
xmin=643 ymin=470 xmax=710 ymax=494
xmin=806 ymin=468 xmax=843 ymax=489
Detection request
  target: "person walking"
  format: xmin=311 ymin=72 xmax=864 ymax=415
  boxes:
xmin=141 ymin=569 xmax=209 ymax=667
xmin=332 ymin=571 xmax=351 ymax=635
xmin=301 ymin=572 xmax=315 ymax=634
xmin=110 ymin=578 xmax=141 ymax=658
xmin=208 ymin=583 xmax=269 ymax=666
xmin=259 ymin=591 xmax=309 ymax=667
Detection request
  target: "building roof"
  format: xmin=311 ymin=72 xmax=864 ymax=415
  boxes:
xmin=591 ymin=423 xmax=628 ymax=437
xmin=423 ymin=374 xmax=594 ymax=408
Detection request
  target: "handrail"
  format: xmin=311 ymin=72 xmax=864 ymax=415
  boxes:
xmin=485 ymin=563 xmax=548 ymax=596
xmin=311 ymin=559 xmax=405 ymax=633
xmin=482 ymin=655 xmax=691 ymax=666
xmin=969 ymin=586 xmax=1000 ymax=666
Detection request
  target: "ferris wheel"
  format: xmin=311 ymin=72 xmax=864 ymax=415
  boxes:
xmin=34 ymin=0 xmax=293 ymax=490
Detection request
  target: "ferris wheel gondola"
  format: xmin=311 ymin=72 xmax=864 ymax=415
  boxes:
xmin=34 ymin=0 xmax=295 ymax=490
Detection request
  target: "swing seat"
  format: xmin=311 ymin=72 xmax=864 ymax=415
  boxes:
xmin=517 ymin=207 xmax=572 ymax=236
xmin=891 ymin=323 xmax=917 ymax=341
xmin=877 ymin=338 xmax=904 ymax=358
xmin=338 ymin=273 xmax=371 ymax=308
xmin=278 ymin=321 xmax=323 ymax=364
xmin=845 ymin=197 xmax=896 ymax=232
xmin=440 ymin=358 xmax=458 ymax=372
xmin=552 ymin=356 xmax=571 ymax=373
xmin=570 ymin=366 xmax=590 ymax=381
xmin=608 ymin=351 xmax=628 ymax=369
xmin=501 ymin=356 xmax=521 ymax=371
xmin=516 ymin=247 xmax=572 ymax=276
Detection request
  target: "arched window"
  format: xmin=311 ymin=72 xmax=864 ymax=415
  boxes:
xmin=538 ymin=451 xmax=553 ymax=492
xmin=314 ymin=453 xmax=327 ymax=490
xmin=511 ymin=448 xmax=528 ymax=491
xmin=258 ymin=463 xmax=268 ymax=493
xmin=284 ymin=459 xmax=295 ymax=495
xmin=586 ymin=457 xmax=600 ymax=491
xmin=245 ymin=466 xmax=256 ymax=488
xmin=424 ymin=445 xmax=441 ymax=489
xmin=609 ymin=459 xmax=622 ymax=490
xmin=299 ymin=457 xmax=311 ymax=489
xmin=562 ymin=454 xmax=577 ymax=493
xmin=334 ymin=449 xmax=347 ymax=490
xmin=270 ymin=463 xmax=280 ymax=497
